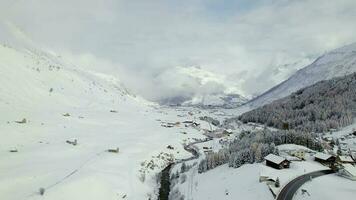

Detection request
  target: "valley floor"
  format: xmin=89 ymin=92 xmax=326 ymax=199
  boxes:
xmin=0 ymin=104 xmax=209 ymax=200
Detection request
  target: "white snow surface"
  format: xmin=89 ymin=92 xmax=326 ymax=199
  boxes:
xmin=314 ymin=153 xmax=333 ymax=161
xmin=0 ymin=44 xmax=209 ymax=200
xmin=294 ymin=174 xmax=356 ymax=200
xmin=341 ymin=164 xmax=356 ymax=176
xmin=179 ymin=164 xmax=272 ymax=200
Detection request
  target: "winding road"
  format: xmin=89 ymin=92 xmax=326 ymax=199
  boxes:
xmin=276 ymin=169 xmax=334 ymax=200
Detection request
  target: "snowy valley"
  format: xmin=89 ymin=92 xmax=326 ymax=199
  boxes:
xmin=1 ymin=41 xmax=356 ymax=200
xmin=0 ymin=43 xmax=219 ymax=200
xmin=1 ymin=3 xmax=356 ymax=199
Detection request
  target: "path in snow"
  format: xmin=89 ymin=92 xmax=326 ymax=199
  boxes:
xmin=26 ymin=150 xmax=106 ymax=198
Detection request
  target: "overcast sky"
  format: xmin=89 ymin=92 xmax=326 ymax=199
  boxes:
xmin=1 ymin=0 xmax=356 ymax=102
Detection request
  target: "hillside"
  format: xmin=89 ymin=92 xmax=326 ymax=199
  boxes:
xmin=239 ymin=72 xmax=356 ymax=132
xmin=0 ymin=44 xmax=135 ymax=112
xmin=244 ymin=43 xmax=356 ymax=109
xmin=0 ymin=43 xmax=208 ymax=200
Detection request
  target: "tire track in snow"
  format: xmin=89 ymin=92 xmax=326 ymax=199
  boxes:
xmin=26 ymin=150 xmax=106 ymax=197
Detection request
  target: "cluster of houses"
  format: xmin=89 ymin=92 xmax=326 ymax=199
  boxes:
xmin=204 ymin=128 xmax=233 ymax=138
xmin=322 ymin=130 xmax=356 ymax=156
xmin=263 ymin=149 xmax=307 ymax=170
xmin=314 ymin=152 xmax=356 ymax=181
xmin=263 ymin=150 xmax=356 ymax=181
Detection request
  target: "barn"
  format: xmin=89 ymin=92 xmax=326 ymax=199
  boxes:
xmin=264 ymin=154 xmax=290 ymax=169
xmin=314 ymin=153 xmax=336 ymax=165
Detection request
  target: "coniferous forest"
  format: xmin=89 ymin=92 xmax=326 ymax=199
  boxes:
xmin=239 ymin=73 xmax=356 ymax=133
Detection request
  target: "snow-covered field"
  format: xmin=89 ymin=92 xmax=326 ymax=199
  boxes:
xmin=294 ymin=174 xmax=356 ymax=200
xmin=0 ymin=44 xmax=210 ymax=200
xmin=179 ymin=164 xmax=272 ymax=200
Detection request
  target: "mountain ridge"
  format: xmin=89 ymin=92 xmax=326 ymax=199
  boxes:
xmin=243 ymin=42 xmax=356 ymax=110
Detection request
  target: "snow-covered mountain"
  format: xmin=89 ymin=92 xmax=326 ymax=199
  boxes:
xmin=267 ymin=56 xmax=316 ymax=88
xmin=245 ymin=43 xmax=356 ymax=109
xmin=156 ymin=66 xmax=248 ymax=107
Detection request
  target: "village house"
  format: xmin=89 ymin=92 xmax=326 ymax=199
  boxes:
xmin=314 ymin=153 xmax=336 ymax=165
xmin=338 ymin=164 xmax=356 ymax=181
xmin=264 ymin=154 xmax=290 ymax=169
xmin=291 ymin=149 xmax=306 ymax=160
xmin=338 ymin=155 xmax=355 ymax=164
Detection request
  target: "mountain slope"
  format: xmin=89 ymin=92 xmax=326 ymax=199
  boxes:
xmin=0 ymin=43 xmax=136 ymax=109
xmin=239 ymin=72 xmax=356 ymax=132
xmin=245 ymin=43 xmax=356 ymax=109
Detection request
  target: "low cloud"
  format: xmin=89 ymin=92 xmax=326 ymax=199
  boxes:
xmin=1 ymin=0 xmax=356 ymax=102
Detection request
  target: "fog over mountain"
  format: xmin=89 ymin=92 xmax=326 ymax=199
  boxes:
xmin=1 ymin=0 xmax=356 ymax=103
xmin=245 ymin=42 xmax=356 ymax=109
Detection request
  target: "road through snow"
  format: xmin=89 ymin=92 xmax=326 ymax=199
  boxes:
xmin=276 ymin=170 xmax=334 ymax=200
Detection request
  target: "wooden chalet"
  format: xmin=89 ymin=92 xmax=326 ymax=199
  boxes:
xmin=264 ymin=154 xmax=290 ymax=169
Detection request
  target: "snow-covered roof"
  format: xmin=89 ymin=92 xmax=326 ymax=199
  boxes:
xmin=277 ymin=144 xmax=312 ymax=152
xmin=314 ymin=153 xmax=333 ymax=161
xmin=339 ymin=156 xmax=355 ymax=163
xmin=342 ymin=164 xmax=356 ymax=177
xmin=264 ymin=154 xmax=287 ymax=164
